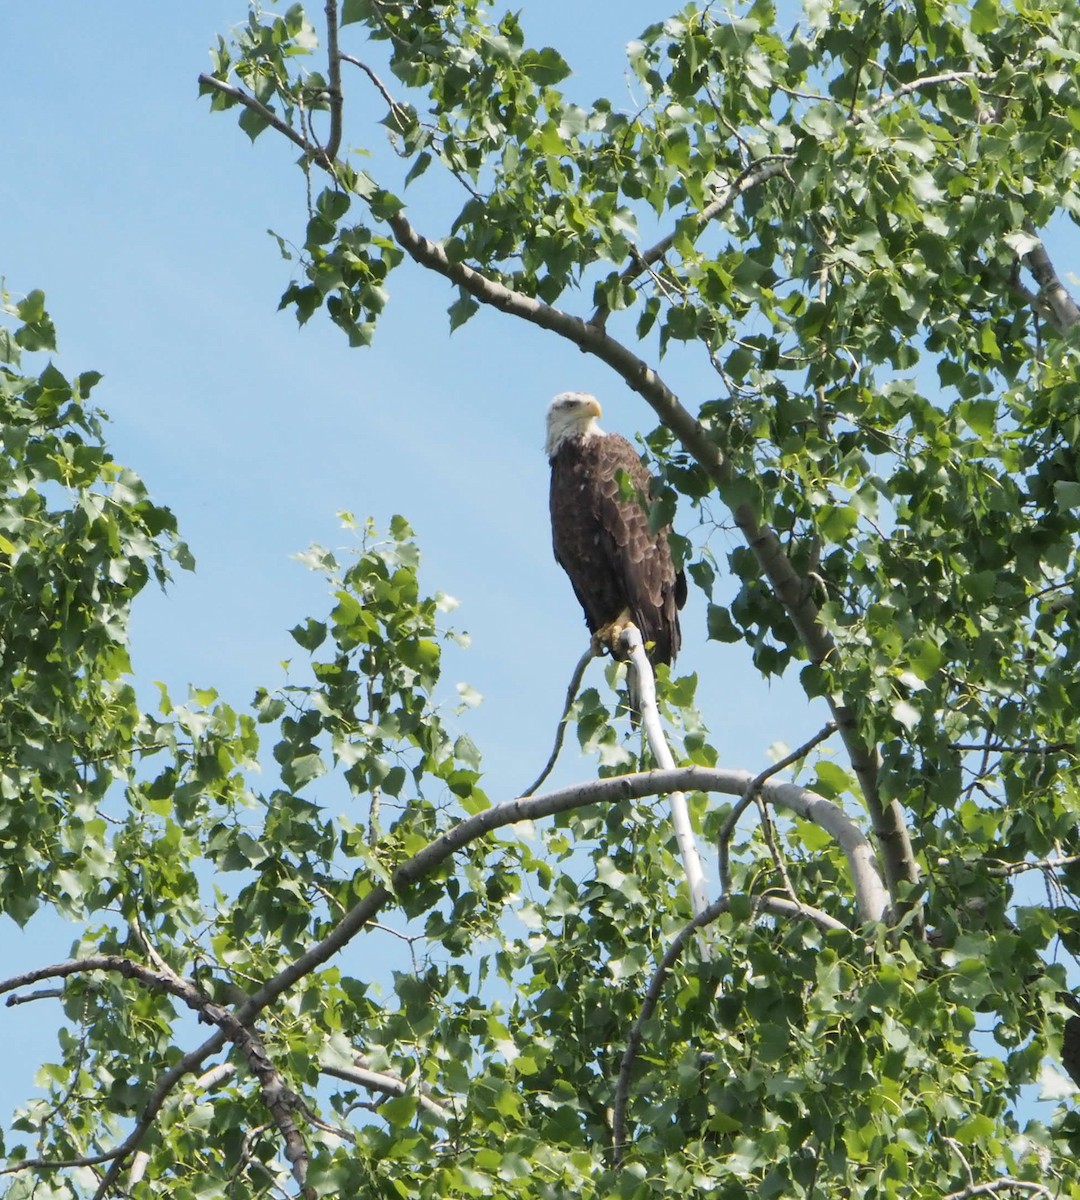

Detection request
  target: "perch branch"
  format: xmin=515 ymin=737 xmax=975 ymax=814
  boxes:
xmin=619 ymin=624 xmax=711 ymax=921
xmin=611 ymin=892 xmax=846 ymax=1165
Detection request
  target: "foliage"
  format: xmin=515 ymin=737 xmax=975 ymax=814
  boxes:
xmin=4 ymin=0 xmax=1080 ymax=1196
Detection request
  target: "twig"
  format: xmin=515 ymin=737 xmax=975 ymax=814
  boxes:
xmin=588 ymin=157 xmax=791 ymax=329
xmin=610 ymin=892 xmax=846 ymax=1165
xmin=942 ymin=1179 xmax=1051 ymax=1200
xmin=520 ymin=645 xmax=596 ymax=796
xmin=339 ymin=53 xmax=410 ymax=134
xmin=754 ymin=794 xmax=801 ymax=906
xmin=717 ymin=722 xmax=838 ymax=893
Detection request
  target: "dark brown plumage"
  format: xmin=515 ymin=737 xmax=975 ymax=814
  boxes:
xmin=546 ymin=393 xmax=686 ymax=664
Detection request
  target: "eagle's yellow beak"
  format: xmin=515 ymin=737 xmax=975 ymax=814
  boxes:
xmin=587 ymin=397 xmax=602 ymax=419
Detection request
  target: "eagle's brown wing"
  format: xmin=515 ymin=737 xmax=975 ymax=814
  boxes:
xmin=550 ymin=432 xmax=685 ymax=664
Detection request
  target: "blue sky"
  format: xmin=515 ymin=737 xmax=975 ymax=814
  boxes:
xmin=10 ymin=0 xmax=1073 ymax=1133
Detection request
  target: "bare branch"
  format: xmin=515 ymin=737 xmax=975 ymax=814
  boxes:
xmin=5 ymin=987 xmax=62 ymax=1006
xmin=339 ymin=53 xmax=409 ymax=131
xmin=611 ymin=893 xmax=846 ymax=1165
xmin=718 ymin=721 xmax=838 ymax=893
xmin=520 ymin=644 xmax=596 ymax=796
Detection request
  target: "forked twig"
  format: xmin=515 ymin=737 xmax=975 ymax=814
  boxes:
xmin=520 ymin=645 xmax=596 ymax=796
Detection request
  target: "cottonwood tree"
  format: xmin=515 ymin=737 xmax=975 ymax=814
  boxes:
xmin=4 ymin=0 xmax=1080 ymax=1196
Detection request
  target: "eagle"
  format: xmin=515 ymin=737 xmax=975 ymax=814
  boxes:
xmin=546 ymin=391 xmax=686 ymax=665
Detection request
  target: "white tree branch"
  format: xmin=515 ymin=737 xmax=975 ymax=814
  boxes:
xmin=320 ymin=1062 xmax=456 ymax=1124
xmin=619 ymin=625 xmax=711 ymax=921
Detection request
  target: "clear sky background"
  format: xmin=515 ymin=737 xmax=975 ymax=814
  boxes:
xmin=4 ymin=0 xmax=1075 ymax=1135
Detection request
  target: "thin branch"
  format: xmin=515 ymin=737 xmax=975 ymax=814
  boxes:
xmin=589 ymin=157 xmax=791 ymax=329
xmin=949 ymin=741 xmax=1075 ymax=754
xmin=986 ymin=854 xmax=1080 ymax=878
xmin=718 ymin=721 xmax=838 ymax=892
xmin=339 ymin=53 xmax=410 ymax=133
xmin=321 ymin=1063 xmax=456 ymax=1123
xmin=862 ymin=70 xmax=989 ymax=118
xmin=754 ymin=794 xmax=802 ymax=907
xmin=5 ymin=987 xmax=62 ymax=1006
xmin=520 ymin=644 xmax=596 ymax=796
xmin=611 ymin=893 xmax=846 ymax=1165
xmin=942 ymin=1179 xmax=1052 ymax=1200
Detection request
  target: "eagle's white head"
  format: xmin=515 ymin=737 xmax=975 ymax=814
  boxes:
xmin=545 ymin=391 xmax=603 ymax=458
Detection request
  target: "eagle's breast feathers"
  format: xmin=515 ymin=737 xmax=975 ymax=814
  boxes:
xmin=546 ymin=393 xmax=686 ymax=666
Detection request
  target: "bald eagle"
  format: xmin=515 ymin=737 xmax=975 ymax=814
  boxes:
xmin=546 ymin=392 xmax=686 ymax=664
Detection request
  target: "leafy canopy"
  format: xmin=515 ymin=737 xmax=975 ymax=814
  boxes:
xmin=4 ymin=0 xmax=1080 ymax=1196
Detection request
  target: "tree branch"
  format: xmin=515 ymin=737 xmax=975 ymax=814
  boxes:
xmin=323 ymin=0 xmax=344 ymax=161
xmin=320 ymin=1062 xmax=456 ymax=1123
xmin=0 ymin=956 xmax=314 ymax=1197
xmin=611 ymin=892 xmax=846 ymax=1166
xmin=1022 ymin=236 xmax=1080 ymax=332
xmin=520 ymin=644 xmax=596 ymax=796
xmin=231 ymin=762 xmax=885 ymax=1036
xmin=0 ymin=1029 xmax=228 ymax=1179
xmin=718 ymin=721 xmax=838 ymax=893
xmin=620 ymin=624 xmax=711 ymax=921
xmin=588 ymin=157 xmax=792 ymax=329
xmin=862 ymin=70 xmax=989 ymax=118
xmin=942 ymin=1179 xmax=1051 ymax=1200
